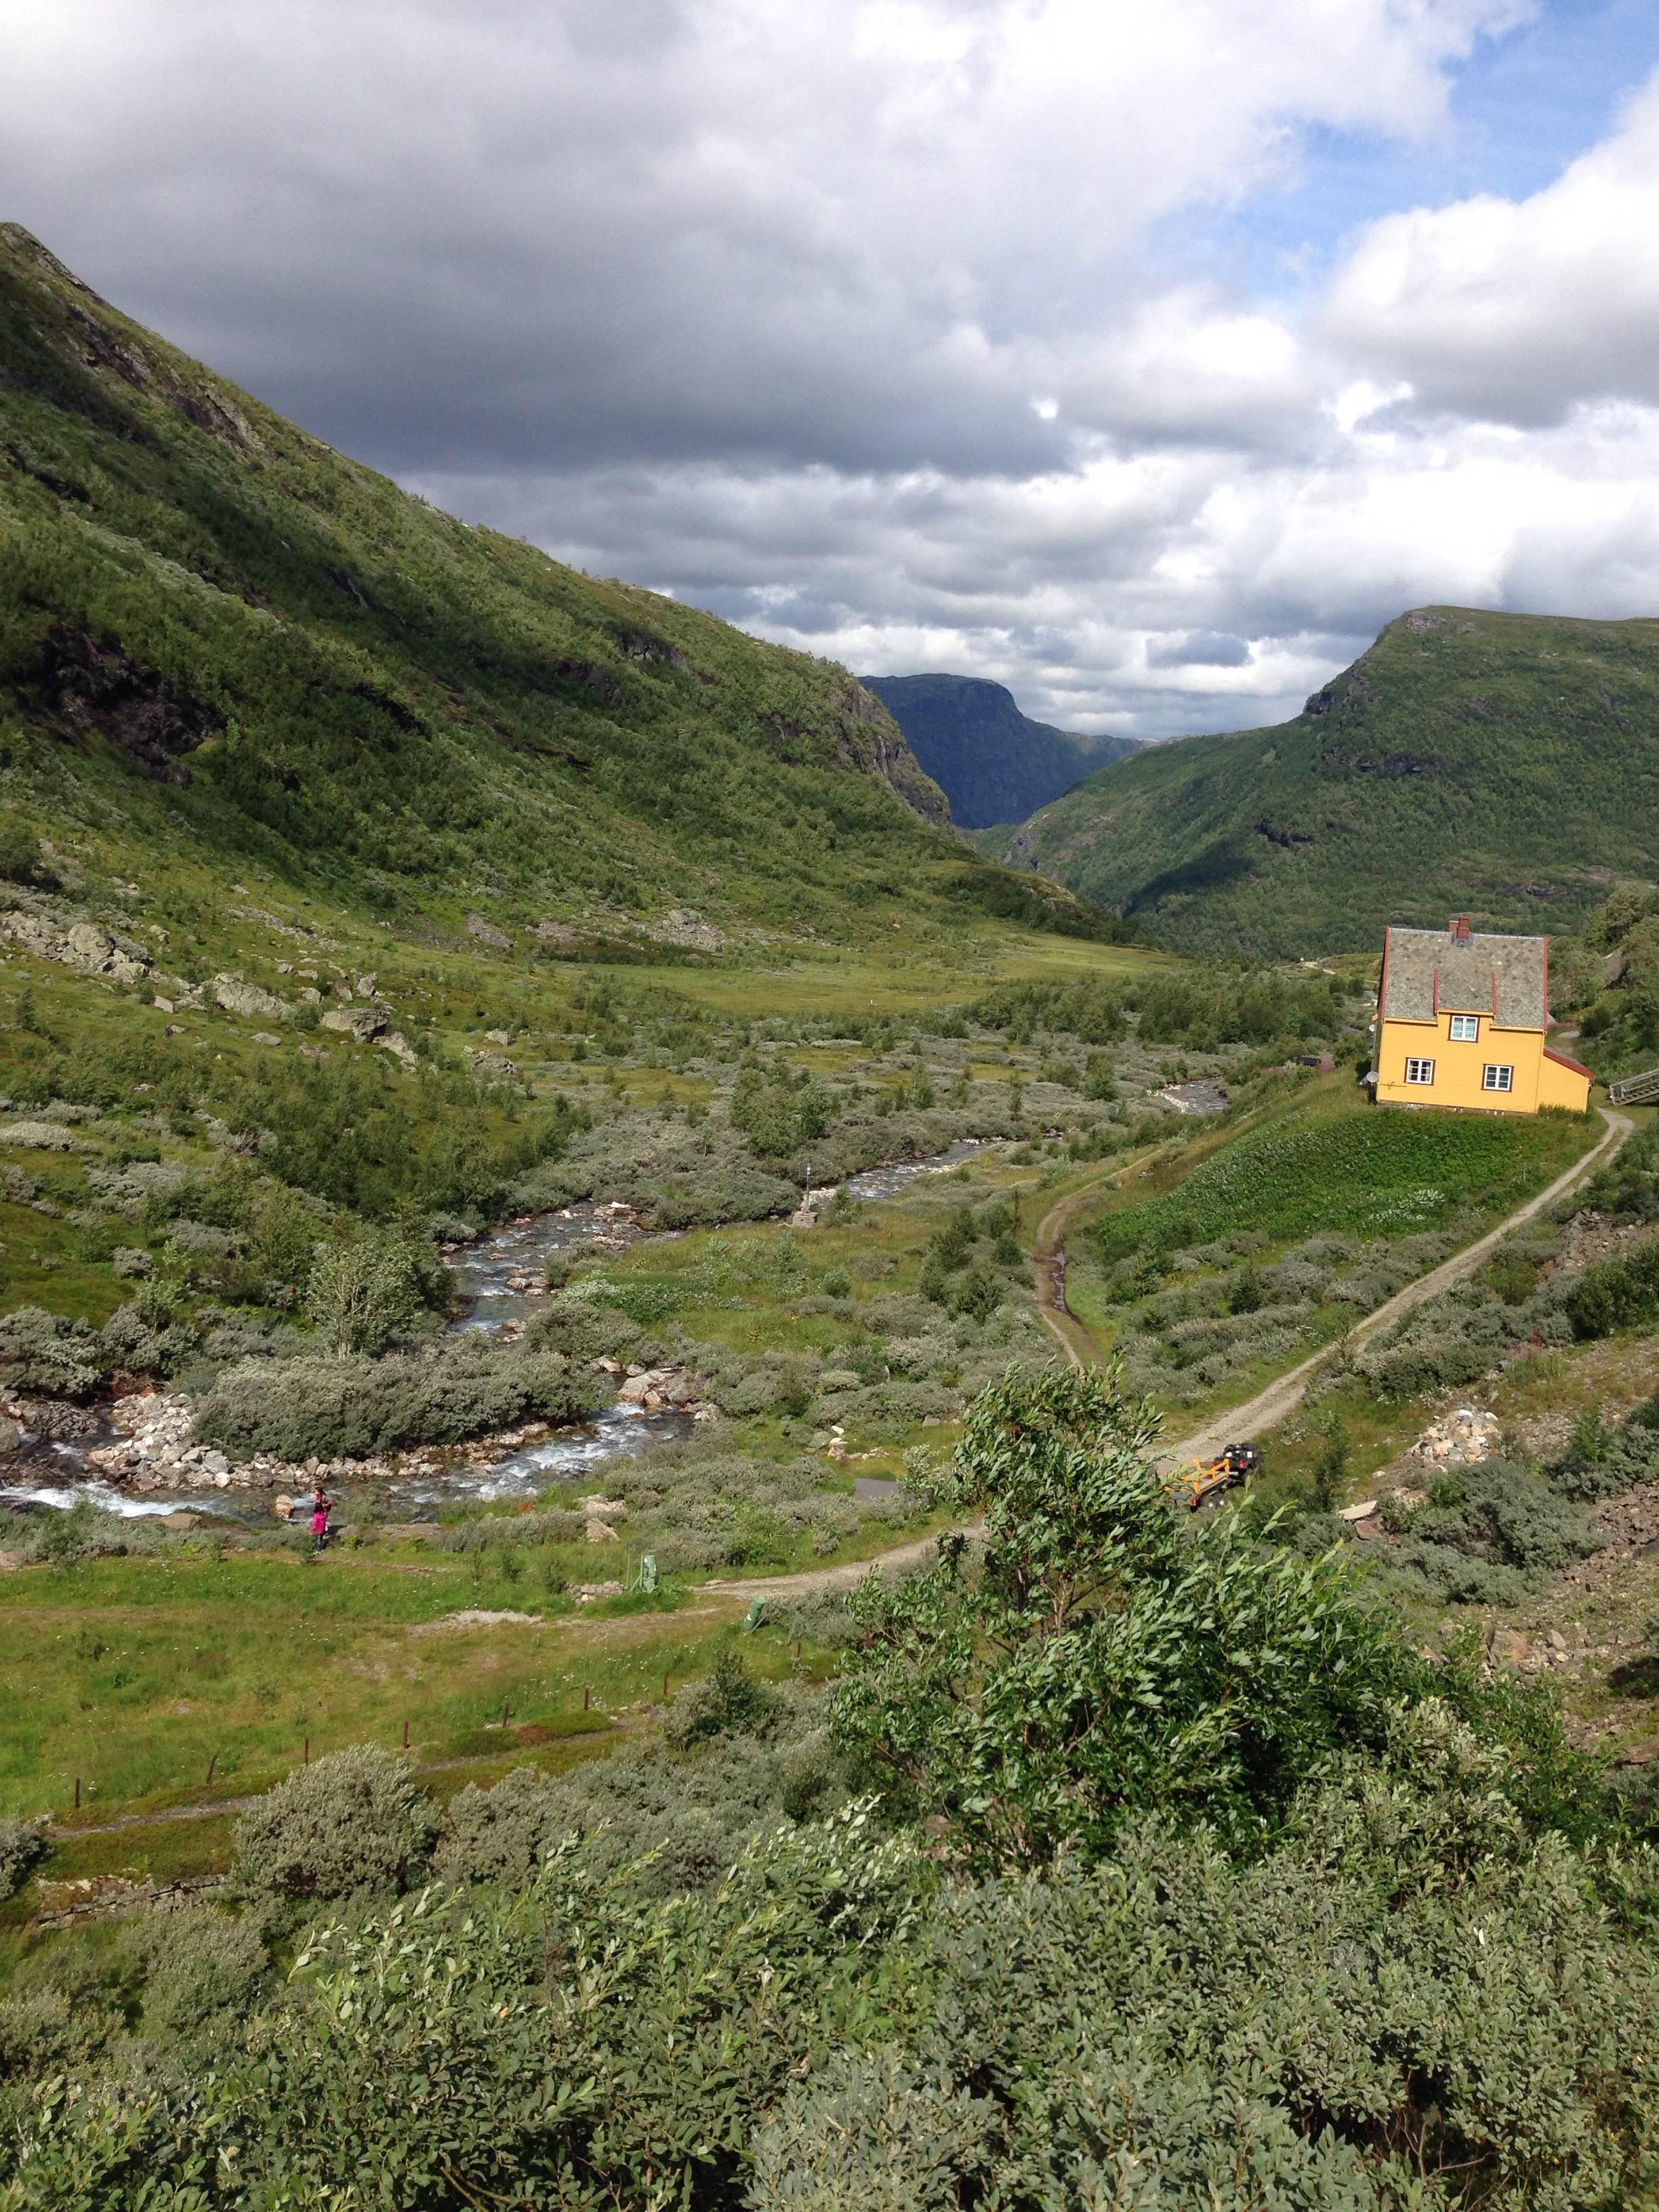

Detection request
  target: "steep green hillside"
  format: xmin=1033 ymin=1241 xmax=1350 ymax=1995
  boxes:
xmin=0 ymin=223 xmax=1109 ymax=943
xmin=859 ymin=672 xmax=1139 ymax=830
xmin=980 ymin=607 xmax=1659 ymax=956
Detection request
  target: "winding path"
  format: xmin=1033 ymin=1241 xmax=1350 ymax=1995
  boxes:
xmin=1036 ymin=1107 xmax=1631 ymax=1468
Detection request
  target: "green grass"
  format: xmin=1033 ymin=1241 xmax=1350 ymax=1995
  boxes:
xmin=1090 ymin=1095 xmax=1594 ymax=1264
xmin=0 ymin=1547 xmax=823 ymax=1824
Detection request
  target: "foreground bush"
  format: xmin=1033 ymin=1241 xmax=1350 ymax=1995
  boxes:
xmin=232 ymin=1746 xmax=439 ymax=1903
xmin=832 ymin=1364 xmax=1410 ymax=1867
xmin=7 ymin=1738 xmax=1658 ymax=2211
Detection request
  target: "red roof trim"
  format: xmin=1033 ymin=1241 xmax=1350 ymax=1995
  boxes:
xmin=1543 ymin=1046 xmax=1593 ymax=1079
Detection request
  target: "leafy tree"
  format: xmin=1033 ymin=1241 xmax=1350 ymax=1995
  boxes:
xmin=832 ymin=1364 xmax=1407 ymax=1868
xmin=303 ymin=1224 xmax=434 ymax=1356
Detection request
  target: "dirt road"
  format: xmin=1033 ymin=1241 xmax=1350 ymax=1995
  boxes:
xmin=1160 ymin=1107 xmax=1631 ymax=1469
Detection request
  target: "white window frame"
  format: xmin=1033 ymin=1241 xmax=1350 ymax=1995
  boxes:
xmin=1404 ymin=1057 xmax=1435 ymax=1086
xmin=1448 ymin=1015 xmax=1480 ymax=1042
xmin=1482 ymin=1063 xmax=1514 ymax=1094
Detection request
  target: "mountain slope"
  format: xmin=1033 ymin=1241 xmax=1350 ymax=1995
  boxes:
xmin=980 ymin=607 xmax=1659 ymax=958
xmin=859 ymin=673 xmax=1139 ymax=830
xmin=0 ymin=224 xmax=1094 ymax=947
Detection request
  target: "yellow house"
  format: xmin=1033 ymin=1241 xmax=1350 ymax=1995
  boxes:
xmin=1374 ymin=916 xmax=1592 ymax=1116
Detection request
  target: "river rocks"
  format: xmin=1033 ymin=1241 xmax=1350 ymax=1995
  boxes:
xmin=321 ymin=1004 xmax=388 ymax=1042
xmin=615 ymin=1366 xmax=710 ymax=1415
xmin=1411 ymin=1408 xmax=1500 ymax=1467
xmin=0 ymin=1418 xmax=18 ymax=1457
xmin=85 ymin=1393 xmax=241 ymax=1488
xmin=9 ymin=1397 xmax=104 ymax=1442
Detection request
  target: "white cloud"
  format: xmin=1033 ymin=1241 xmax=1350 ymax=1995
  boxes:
xmin=1325 ymin=68 xmax=1659 ymax=423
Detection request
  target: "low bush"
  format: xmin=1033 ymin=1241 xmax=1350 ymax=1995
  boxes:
xmin=232 ymin=1745 xmax=440 ymax=1904
xmin=0 ymin=1817 xmax=44 ymax=1900
xmin=193 ymin=1338 xmax=598 ymax=1462
xmin=128 ymin=1907 xmax=272 ymax=2043
xmin=435 ymin=1765 xmax=570 ymax=1890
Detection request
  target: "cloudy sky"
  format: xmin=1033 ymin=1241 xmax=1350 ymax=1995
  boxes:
xmin=6 ymin=1 xmax=1659 ymax=737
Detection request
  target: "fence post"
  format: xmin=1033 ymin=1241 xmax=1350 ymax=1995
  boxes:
xmin=207 ymin=1754 xmax=217 ymax=1786
xmin=583 ymin=1685 xmax=590 ymax=1711
xmin=303 ymin=1736 xmax=310 ymax=1766
xmin=74 ymin=1776 xmax=80 ymax=1811
xmin=403 ymin=1719 xmax=409 ymax=1749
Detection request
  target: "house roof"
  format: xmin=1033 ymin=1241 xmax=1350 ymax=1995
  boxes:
xmin=1381 ymin=924 xmax=1548 ymax=1029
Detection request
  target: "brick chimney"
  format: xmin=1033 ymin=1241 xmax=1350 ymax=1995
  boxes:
xmin=1450 ymin=914 xmax=1471 ymax=943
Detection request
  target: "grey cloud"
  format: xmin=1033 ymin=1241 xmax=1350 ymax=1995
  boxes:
xmin=1146 ymin=631 xmax=1252 ymax=667
xmin=6 ymin=2 xmax=1659 ymax=743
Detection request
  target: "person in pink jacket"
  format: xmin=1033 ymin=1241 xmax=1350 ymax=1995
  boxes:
xmin=309 ymin=1486 xmax=333 ymax=1555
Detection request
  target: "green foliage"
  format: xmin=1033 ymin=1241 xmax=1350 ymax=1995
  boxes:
xmin=663 ymin=1647 xmax=785 ymax=1749
xmin=1565 ymin=1239 xmax=1659 ymax=1338
xmin=832 ymin=1364 xmax=1408 ymax=1868
xmin=232 ymin=1744 xmax=439 ymax=1903
xmin=0 ymin=1307 xmax=104 ymax=1395
xmin=302 ymin=1222 xmax=438 ymax=1355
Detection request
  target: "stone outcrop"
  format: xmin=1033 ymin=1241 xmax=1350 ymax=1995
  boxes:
xmin=466 ymin=913 xmax=514 ymax=949
xmin=1411 ymin=1408 xmax=1501 ymax=1467
xmin=0 ymin=908 xmax=152 ymax=986
xmin=612 ymin=1364 xmax=714 ymax=1418
xmin=41 ymin=625 xmax=223 ymax=784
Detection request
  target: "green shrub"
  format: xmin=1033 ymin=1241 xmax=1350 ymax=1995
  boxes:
xmin=232 ymin=1745 xmax=439 ymax=1904
xmin=0 ymin=1307 xmax=105 ymax=1396
xmin=0 ymin=1817 xmax=44 ymax=1900
xmin=664 ymin=1648 xmax=785 ymax=1750
xmin=435 ymin=1766 xmax=569 ymax=1889
xmin=193 ymin=1339 xmax=596 ymax=1461
xmin=130 ymin=1907 xmax=272 ymax=2042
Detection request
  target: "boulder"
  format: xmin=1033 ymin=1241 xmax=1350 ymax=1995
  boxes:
xmin=321 ymin=1004 xmax=388 ymax=1043
xmin=376 ymin=1030 xmax=418 ymax=1069
xmin=212 ymin=976 xmax=290 ymax=1021
xmin=584 ymin=1516 xmax=621 ymax=1544
xmin=0 ymin=1418 xmax=18 ymax=1457
xmin=466 ymin=913 xmax=514 ymax=949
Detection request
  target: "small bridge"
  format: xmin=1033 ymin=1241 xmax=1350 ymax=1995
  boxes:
xmin=1608 ymin=1067 xmax=1659 ymax=1107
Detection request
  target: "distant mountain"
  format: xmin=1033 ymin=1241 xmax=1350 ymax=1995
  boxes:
xmin=976 ymin=607 xmax=1659 ymax=958
xmin=859 ymin=674 xmax=1141 ymax=830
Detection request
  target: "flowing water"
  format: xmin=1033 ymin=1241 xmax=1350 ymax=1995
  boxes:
xmin=842 ymin=1137 xmax=993 ymax=1202
xmin=5 ymin=1146 xmax=989 ymax=1519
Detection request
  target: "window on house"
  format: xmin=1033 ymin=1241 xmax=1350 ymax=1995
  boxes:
xmin=1482 ymin=1064 xmax=1514 ymax=1093
xmin=1404 ymin=1057 xmax=1435 ymax=1085
xmin=1448 ymin=1015 xmax=1479 ymax=1041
